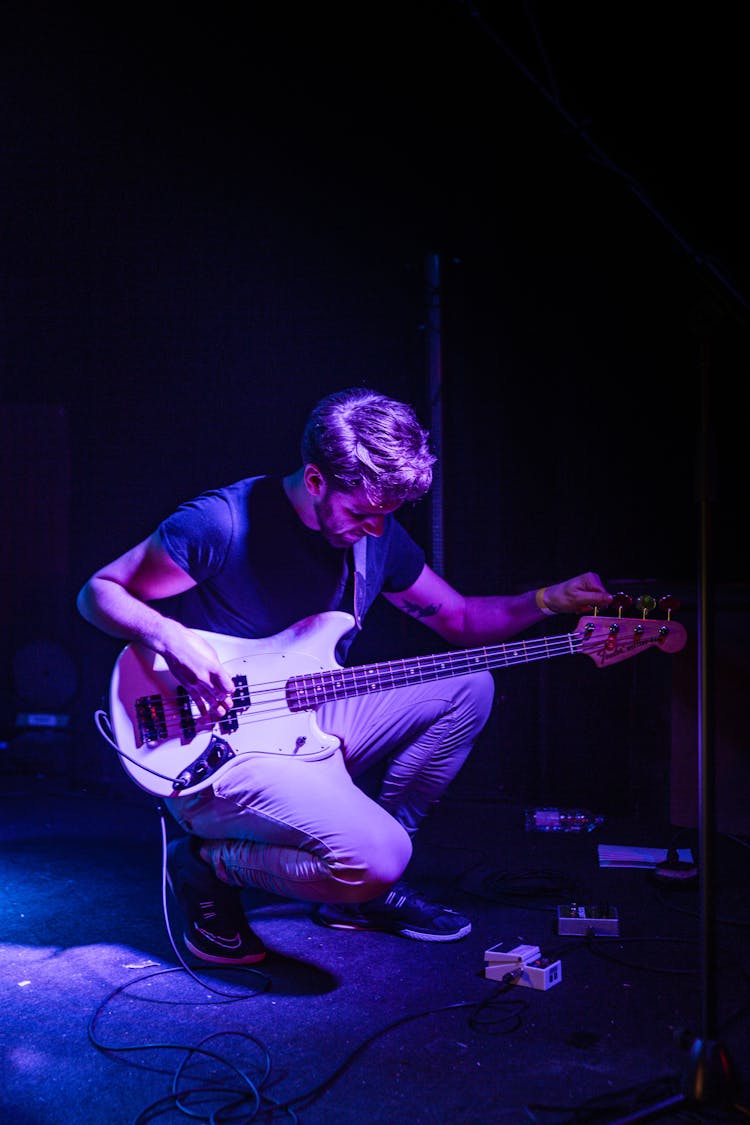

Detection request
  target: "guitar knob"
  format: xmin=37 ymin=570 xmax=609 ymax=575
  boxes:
xmin=635 ymin=594 xmax=657 ymax=618
xmin=603 ymin=620 xmax=621 ymax=652
xmin=658 ymin=594 xmax=681 ymax=620
xmin=610 ymin=592 xmax=632 ymax=617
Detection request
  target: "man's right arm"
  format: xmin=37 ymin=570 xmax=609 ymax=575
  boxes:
xmin=76 ymin=532 xmax=235 ymax=713
xmin=76 ymin=532 xmax=196 ymax=644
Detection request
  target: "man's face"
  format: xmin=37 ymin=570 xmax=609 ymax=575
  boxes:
xmin=314 ymin=480 xmax=399 ymax=549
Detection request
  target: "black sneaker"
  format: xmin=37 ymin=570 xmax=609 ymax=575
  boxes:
xmin=166 ymin=836 xmax=266 ymax=964
xmin=316 ymin=881 xmax=471 ymax=942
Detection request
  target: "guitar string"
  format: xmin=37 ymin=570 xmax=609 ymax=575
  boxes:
xmin=143 ymin=634 xmax=583 ymax=730
xmin=129 ymin=627 xmax=673 ymax=739
xmin=117 ymin=624 xmax=681 ymax=789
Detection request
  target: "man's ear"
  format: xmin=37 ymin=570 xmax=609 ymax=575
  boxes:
xmin=303 ymin=463 xmax=326 ymax=497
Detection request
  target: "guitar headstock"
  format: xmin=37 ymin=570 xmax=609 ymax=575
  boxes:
xmin=575 ymin=593 xmax=687 ymax=668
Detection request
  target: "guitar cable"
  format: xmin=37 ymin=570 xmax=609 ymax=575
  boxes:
xmin=92 ymin=706 xmax=271 ymax=996
xmin=94 ymin=708 xmax=185 ymax=789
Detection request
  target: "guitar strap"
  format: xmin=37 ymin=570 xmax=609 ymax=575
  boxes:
xmin=352 ymin=535 xmax=367 ymax=631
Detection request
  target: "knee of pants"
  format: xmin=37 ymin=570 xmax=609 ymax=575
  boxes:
xmin=457 ymin=670 xmax=495 ymax=733
xmin=337 ymin=818 xmax=413 ymax=901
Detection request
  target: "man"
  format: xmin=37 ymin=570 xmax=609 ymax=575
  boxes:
xmin=77 ymin=387 xmax=612 ymax=964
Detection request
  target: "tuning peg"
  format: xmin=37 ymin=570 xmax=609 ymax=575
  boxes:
xmin=609 ymin=592 xmax=633 ymax=618
xmin=658 ymin=594 xmax=680 ymax=620
xmin=635 ymin=594 xmax=657 ymax=618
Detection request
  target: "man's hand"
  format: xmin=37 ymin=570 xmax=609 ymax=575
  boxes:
xmin=544 ymin=572 xmax=613 ymax=615
xmin=161 ymin=622 xmax=236 ymax=719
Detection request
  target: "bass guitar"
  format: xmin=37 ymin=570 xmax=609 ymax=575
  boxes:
xmin=106 ymin=606 xmax=686 ymax=798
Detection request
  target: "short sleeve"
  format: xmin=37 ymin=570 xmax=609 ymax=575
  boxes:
xmin=382 ymin=519 xmax=425 ymax=592
xmin=158 ymin=490 xmax=234 ymax=582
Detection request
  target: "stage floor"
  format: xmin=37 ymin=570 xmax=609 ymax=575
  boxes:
xmin=2 ymin=771 xmax=748 ymax=1125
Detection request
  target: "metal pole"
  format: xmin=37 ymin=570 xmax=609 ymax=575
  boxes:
xmin=425 ymin=251 xmax=444 ymax=575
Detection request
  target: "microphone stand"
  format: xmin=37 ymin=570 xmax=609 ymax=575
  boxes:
xmin=605 ymin=331 xmax=740 ymax=1125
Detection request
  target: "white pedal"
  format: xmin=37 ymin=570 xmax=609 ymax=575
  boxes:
xmin=483 ymin=942 xmax=562 ymax=991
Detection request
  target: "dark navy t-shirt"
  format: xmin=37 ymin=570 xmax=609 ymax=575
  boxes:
xmin=158 ymin=475 xmax=425 ymax=660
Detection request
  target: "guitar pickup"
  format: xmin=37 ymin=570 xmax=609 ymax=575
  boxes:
xmin=136 ymin=694 xmax=168 ymax=744
xmin=176 ymin=686 xmax=196 ymax=742
xmin=218 ymin=675 xmax=250 ymax=734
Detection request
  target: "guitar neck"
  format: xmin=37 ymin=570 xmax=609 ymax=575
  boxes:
xmin=287 ymin=630 xmax=578 ymax=710
xmin=285 ymin=614 xmax=686 ymax=711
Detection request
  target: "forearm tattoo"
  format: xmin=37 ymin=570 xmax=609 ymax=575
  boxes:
xmin=399 ymin=598 xmax=441 ymax=620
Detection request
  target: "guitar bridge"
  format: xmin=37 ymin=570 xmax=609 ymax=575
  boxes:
xmin=173 ymin=734 xmax=236 ymax=791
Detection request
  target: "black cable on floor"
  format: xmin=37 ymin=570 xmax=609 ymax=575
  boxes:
xmin=457 ymin=860 xmax=586 ymax=908
xmin=89 ymin=966 xmax=530 ymax=1122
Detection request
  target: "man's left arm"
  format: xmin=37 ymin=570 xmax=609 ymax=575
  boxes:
xmin=383 ymin=565 xmax=613 ymax=646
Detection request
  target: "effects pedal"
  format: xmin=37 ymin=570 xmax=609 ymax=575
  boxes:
xmin=484 ymin=943 xmax=562 ymax=991
xmin=556 ymin=903 xmax=619 ymax=936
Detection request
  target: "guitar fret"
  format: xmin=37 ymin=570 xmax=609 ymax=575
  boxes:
xmin=283 ymin=625 xmax=636 ymax=714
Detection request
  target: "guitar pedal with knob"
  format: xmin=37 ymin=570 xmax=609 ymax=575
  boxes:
xmin=557 ymin=903 xmax=620 ymax=936
xmin=484 ymin=943 xmax=563 ymax=990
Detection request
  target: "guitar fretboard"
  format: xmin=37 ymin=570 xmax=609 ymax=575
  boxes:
xmin=286 ymin=632 xmax=582 ymax=710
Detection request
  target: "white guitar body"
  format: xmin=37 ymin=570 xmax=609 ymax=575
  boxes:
xmin=109 ymin=613 xmax=351 ymax=798
xmin=107 ymin=609 xmax=687 ymax=799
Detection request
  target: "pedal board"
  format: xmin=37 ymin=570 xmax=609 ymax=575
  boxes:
xmin=556 ymin=903 xmax=619 ymax=936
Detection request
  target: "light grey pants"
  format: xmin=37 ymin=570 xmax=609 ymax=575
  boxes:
xmin=165 ymin=671 xmax=494 ymax=904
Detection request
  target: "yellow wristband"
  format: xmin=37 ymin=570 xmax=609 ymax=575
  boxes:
xmin=535 ymin=587 xmax=555 ymax=616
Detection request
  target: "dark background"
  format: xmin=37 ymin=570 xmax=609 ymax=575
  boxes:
xmin=3 ymin=2 xmax=749 ymax=819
